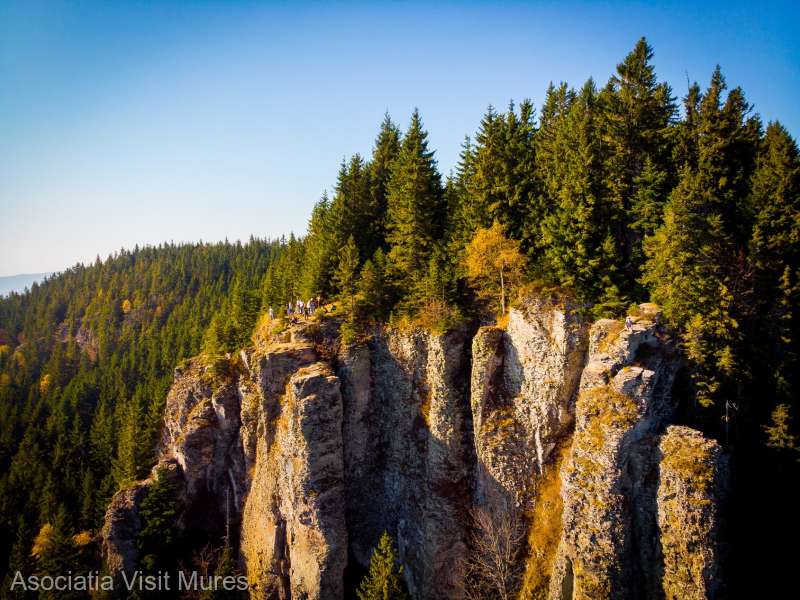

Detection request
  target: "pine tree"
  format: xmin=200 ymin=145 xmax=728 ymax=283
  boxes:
xmin=598 ymin=37 xmax=676 ymax=291
xmin=643 ymin=67 xmax=760 ymax=407
xmin=368 ymin=114 xmax=402 ymax=253
xmin=137 ymin=467 xmax=180 ymax=571
xmin=356 ymin=532 xmax=409 ymax=600
xmin=386 ymin=109 xmax=445 ymax=301
xmin=539 ymin=79 xmax=626 ymax=314
xmin=335 ymin=235 xmax=360 ymax=315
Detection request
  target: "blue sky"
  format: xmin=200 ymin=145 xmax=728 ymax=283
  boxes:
xmin=1 ymin=0 xmax=798 ymax=276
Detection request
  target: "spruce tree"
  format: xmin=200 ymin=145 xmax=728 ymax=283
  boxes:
xmin=598 ymin=37 xmax=676 ymax=291
xmin=329 ymin=154 xmax=372 ymax=259
xmin=368 ymin=114 xmax=402 ymax=253
xmin=468 ymin=101 xmax=538 ymax=251
xmin=335 ymin=235 xmax=360 ymax=315
xmin=358 ymin=249 xmax=388 ymax=322
xmin=229 ymin=275 xmax=261 ymax=348
xmin=748 ymin=122 xmax=800 ymax=435
xmin=356 ymin=532 xmax=409 ymax=600
xmin=302 ymin=193 xmax=338 ymax=299
xmin=385 ymin=109 xmax=445 ymax=303
xmin=446 ymin=136 xmax=476 ymax=248
xmin=643 ymin=67 xmax=760 ymax=407
xmin=32 ymin=506 xmax=81 ymax=600
xmin=114 ymin=399 xmax=148 ymax=486
xmin=137 ymin=467 xmax=180 ymax=571
xmin=539 ymin=79 xmax=626 ymax=314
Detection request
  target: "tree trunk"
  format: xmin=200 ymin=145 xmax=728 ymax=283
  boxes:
xmin=499 ymin=267 xmax=506 ymax=315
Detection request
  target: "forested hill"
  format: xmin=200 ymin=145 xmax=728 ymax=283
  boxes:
xmin=1 ymin=37 xmax=799 ymax=595
xmin=0 ymin=239 xmax=302 ymax=582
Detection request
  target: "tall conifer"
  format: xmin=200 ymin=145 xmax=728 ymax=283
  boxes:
xmin=386 ymin=110 xmax=445 ymax=298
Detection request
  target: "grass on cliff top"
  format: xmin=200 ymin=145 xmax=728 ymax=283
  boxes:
xmin=520 ymin=441 xmax=569 ymax=599
xmin=596 ymin=319 xmax=625 ymax=354
xmin=660 ymin=431 xmax=717 ymax=505
xmin=390 ymin=299 xmax=466 ymax=336
xmin=579 ymin=385 xmax=640 ymax=454
xmin=198 ymin=353 xmax=237 ymax=391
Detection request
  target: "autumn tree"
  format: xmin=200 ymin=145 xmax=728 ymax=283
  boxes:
xmin=464 ymin=222 xmax=524 ymax=315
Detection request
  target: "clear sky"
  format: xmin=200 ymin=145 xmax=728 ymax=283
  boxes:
xmin=1 ymin=0 xmax=798 ymax=276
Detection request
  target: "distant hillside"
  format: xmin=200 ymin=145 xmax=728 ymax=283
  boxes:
xmin=0 ymin=272 xmax=52 ymax=297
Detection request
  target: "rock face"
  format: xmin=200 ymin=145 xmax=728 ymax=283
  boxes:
xmin=100 ymin=301 xmax=729 ymax=600
xmin=658 ymin=426 xmax=727 ymax=600
xmin=549 ymin=306 xmax=682 ymax=600
xmin=241 ymin=361 xmax=346 ymax=600
xmin=341 ymin=328 xmax=474 ymax=599
xmin=471 ymin=301 xmax=588 ymax=512
xmin=100 ymin=481 xmax=150 ymax=577
xmin=159 ymin=356 xmax=246 ymax=532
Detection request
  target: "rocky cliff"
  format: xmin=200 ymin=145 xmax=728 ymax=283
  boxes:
xmin=101 ymin=299 xmax=728 ymax=599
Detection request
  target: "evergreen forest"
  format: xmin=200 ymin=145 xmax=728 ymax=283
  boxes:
xmin=1 ymin=39 xmax=798 ymax=597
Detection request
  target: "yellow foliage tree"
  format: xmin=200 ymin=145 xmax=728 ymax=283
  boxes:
xmin=39 ymin=373 xmax=52 ymax=394
xmin=121 ymin=299 xmax=132 ymax=314
xmin=72 ymin=531 xmax=93 ymax=547
xmin=31 ymin=523 xmax=54 ymax=558
xmin=464 ymin=222 xmax=524 ymax=315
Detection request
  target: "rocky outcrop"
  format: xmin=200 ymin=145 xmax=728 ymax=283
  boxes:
xmin=101 ymin=481 xmax=150 ymax=577
xmin=471 ymin=301 xmax=588 ymax=512
xmin=241 ymin=362 xmax=347 ymax=600
xmin=100 ymin=301 xmax=728 ymax=600
xmin=549 ymin=306 xmax=681 ymax=600
xmin=159 ymin=356 xmax=246 ymax=528
xmin=658 ymin=426 xmax=727 ymax=600
xmin=100 ymin=460 xmax=183 ymax=578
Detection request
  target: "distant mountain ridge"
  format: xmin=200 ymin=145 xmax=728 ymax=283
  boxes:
xmin=0 ymin=272 xmax=53 ymax=297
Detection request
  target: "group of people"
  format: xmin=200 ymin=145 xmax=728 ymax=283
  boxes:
xmin=267 ymin=297 xmax=323 ymax=324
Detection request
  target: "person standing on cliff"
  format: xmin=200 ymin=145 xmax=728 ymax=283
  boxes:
xmin=268 ymin=306 xmax=275 ymax=321
xmin=625 ymin=316 xmax=633 ymax=331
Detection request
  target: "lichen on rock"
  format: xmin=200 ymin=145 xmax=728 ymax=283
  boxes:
xmin=658 ymin=426 xmax=727 ymax=600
